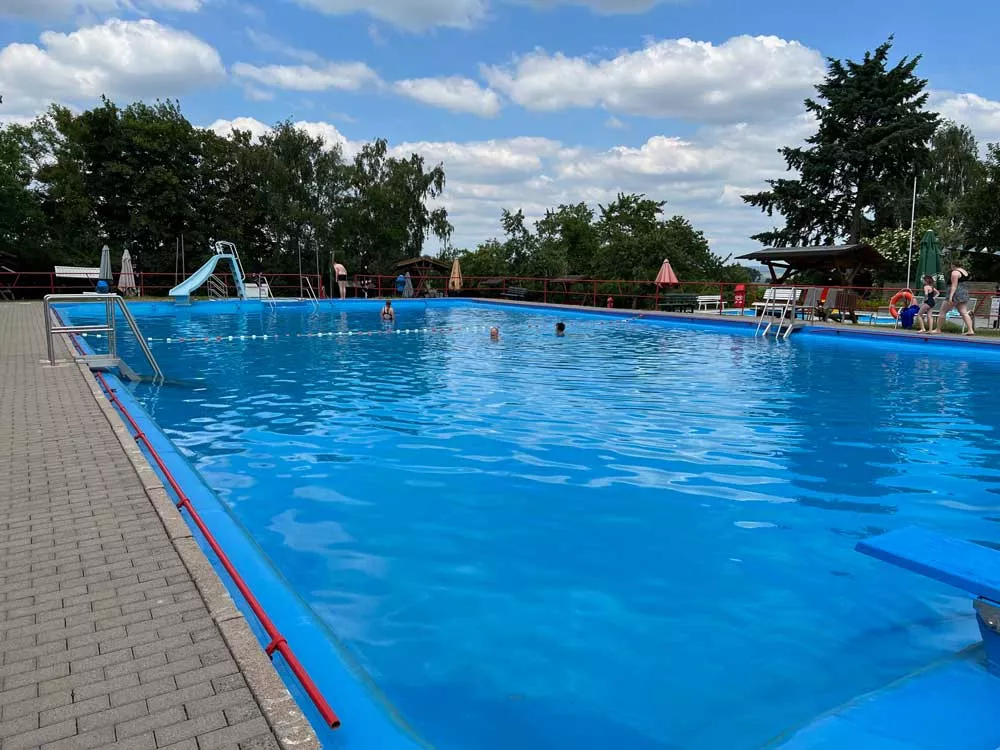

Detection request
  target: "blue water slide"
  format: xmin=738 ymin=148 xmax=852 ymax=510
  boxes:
xmin=169 ymin=253 xmax=246 ymax=301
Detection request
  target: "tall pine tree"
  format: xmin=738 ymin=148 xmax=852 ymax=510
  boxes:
xmin=744 ymin=38 xmax=939 ymax=247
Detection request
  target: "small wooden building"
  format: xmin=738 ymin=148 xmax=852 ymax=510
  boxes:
xmin=737 ymin=244 xmax=887 ymax=285
xmin=394 ymin=256 xmax=450 ymax=293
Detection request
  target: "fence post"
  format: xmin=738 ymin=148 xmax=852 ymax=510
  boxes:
xmin=543 ymin=279 xmax=548 ymax=304
xmin=50 ymin=272 xmax=55 ymax=295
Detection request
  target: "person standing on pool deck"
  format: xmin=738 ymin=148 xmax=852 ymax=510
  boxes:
xmin=555 ymin=322 xmax=566 ymax=336
xmin=933 ymin=262 xmax=975 ymax=335
xmin=333 ymin=262 xmax=347 ymax=299
xmin=381 ymin=298 xmax=395 ymax=323
xmin=916 ymin=275 xmax=937 ymax=333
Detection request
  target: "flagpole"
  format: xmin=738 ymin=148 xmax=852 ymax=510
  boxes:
xmin=905 ymin=174 xmax=917 ymax=290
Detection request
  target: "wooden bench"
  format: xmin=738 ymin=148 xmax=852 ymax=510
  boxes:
xmin=503 ymin=286 xmax=528 ymax=300
xmin=658 ymin=293 xmax=698 ymax=312
xmin=857 ymin=526 xmax=1000 ymax=673
xmin=697 ymin=294 xmax=726 ymax=311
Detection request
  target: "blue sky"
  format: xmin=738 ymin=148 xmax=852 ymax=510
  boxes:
xmin=3 ymin=0 xmax=999 ymax=255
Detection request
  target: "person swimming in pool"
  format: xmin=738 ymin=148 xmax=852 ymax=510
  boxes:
xmin=555 ymin=322 xmax=566 ymax=336
xmin=380 ymin=299 xmax=395 ymax=322
xmin=490 ymin=326 xmax=499 ymax=341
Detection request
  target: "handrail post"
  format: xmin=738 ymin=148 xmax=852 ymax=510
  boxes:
xmin=44 ymin=298 xmax=55 ymax=365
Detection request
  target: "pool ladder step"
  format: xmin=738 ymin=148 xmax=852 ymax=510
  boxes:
xmin=755 ymin=290 xmax=799 ymax=340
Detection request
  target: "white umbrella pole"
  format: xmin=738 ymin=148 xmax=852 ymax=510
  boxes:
xmin=905 ymin=174 xmax=917 ymax=290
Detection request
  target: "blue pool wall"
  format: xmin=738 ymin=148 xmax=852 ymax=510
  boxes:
xmin=61 ymin=310 xmax=427 ymax=750
xmin=56 ymin=297 xmax=1000 ymax=749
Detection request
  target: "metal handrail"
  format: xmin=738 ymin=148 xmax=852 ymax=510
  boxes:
xmin=207 ymin=274 xmax=228 ymax=299
xmin=44 ymin=293 xmax=163 ymax=380
xmin=302 ymin=277 xmax=320 ymax=310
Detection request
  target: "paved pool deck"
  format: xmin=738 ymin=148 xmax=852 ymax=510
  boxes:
xmin=0 ymin=302 xmax=319 ymax=750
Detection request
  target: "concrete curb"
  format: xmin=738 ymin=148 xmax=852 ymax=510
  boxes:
xmin=67 ymin=343 xmax=322 ymax=750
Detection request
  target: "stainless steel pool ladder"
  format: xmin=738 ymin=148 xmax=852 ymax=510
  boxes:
xmin=302 ymin=276 xmax=320 ymax=310
xmin=755 ymin=289 xmax=798 ymax=340
xmin=44 ymin=293 xmax=163 ymax=382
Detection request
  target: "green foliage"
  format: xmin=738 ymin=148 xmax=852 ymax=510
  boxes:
xmin=744 ymin=38 xmax=939 ymax=246
xmin=0 ymin=99 xmax=452 ymax=277
xmin=451 ymin=192 xmax=737 ymax=284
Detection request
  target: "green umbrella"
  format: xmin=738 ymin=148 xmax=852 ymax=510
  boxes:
xmin=915 ymin=231 xmax=944 ymax=291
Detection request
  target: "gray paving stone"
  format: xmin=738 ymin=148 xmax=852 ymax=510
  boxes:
xmin=0 ymin=304 xmax=289 ymax=749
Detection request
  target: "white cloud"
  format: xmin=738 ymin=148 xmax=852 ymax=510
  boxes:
xmin=0 ymin=0 xmax=201 ymax=20
xmin=605 ymin=115 xmax=627 ymax=129
xmin=290 ymin=0 xmax=684 ymax=31
xmin=483 ymin=35 xmax=825 ymax=123
xmin=291 ymin=0 xmax=487 ymax=31
xmin=517 ymin=0 xmax=676 ymax=12
xmin=208 ymin=116 xmax=273 ymax=142
xmin=245 ymin=29 xmax=324 ymax=65
xmin=367 ymin=24 xmax=386 ymax=45
xmin=931 ymin=91 xmax=1000 ymax=144
xmin=232 ymin=61 xmax=381 ymax=92
xmin=393 ymin=77 xmax=502 ymax=117
xmin=0 ymin=19 xmax=224 ymax=119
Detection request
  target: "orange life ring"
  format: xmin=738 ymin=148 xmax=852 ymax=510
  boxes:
xmin=889 ymin=290 xmax=914 ymax=319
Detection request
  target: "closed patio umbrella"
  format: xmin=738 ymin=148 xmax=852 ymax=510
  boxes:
xmin=655 ymin=259 xmax=679 ymax=286
xmin=403 ymin=272 xmax=414 ymax=298
xmin=915 ymin=231 xmax=944 ymax=290
xmin=449 ymin=258 xmax=463 ymax=291
xmin=98 ymin=245 xmax=112 ymax=282
xmin=119 ymin=248 xmax=137 ymax=296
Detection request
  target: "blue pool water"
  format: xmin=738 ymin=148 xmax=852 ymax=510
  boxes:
xmin=66 ymin=300 xmax=1000 ymax=748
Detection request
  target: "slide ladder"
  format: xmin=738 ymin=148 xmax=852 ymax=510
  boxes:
xmin=169 ymin=241 xmax=247 ymax=304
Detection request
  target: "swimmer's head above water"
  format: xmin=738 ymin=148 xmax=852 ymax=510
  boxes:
xmin=490 ymin=326 xmax=500 ymax=340
xmin=555 ymin=322 xmax=566 ymax=336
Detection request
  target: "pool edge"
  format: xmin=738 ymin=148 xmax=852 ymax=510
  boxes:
xmin=62 ymin=338 xmax=323 ymax=750
xmin=55 ymin=309 xmax=430 ymax=750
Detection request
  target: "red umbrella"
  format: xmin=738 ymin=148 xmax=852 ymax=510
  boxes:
xmin=655 ymin=259 xmax=679 ymax=286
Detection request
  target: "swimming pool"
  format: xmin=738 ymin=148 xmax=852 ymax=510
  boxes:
xmin=64 ymin=300 xmax=1000 ymax=748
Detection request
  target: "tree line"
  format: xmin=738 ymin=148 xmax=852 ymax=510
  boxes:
xmin=744 ymin=38 xmax=1000 ymax=282
xmin=0 ymin=97 xmax=747 ymax=290
xmin=441 ymin=194 xmax=755 ymax=284
xmin=1 ymin=98 xmax=451 ymax=280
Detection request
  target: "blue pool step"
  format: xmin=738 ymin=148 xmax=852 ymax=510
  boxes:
xmin=778 ymin=527 xmax=1000 ymax=749
xmin=774 ymin=646 xmax=1000 ymax=749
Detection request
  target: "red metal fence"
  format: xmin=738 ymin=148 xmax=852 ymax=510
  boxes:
xmin=11 ymin=270 xmax=999 ymax=327
xmin=1 ymin=271 xmax=325 ymax=299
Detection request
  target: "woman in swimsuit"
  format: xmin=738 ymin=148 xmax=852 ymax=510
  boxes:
xmin=380 ymin=299 xmax=395 ymax=323
xmin=933 ymin=262 xmax=975 ymax=335
xmin=916 ymin=275 xmax=937 ymax=332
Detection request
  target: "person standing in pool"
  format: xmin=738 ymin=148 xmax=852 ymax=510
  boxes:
xmin=381 ymin=298 xmax=395 ymax=323
xmin=915 ymin=275 xmax=937 ymax=333
xmin=555 ymin=322 xmax=566 ymax=336
xmin=933 ymin=262 xmax=975 ymax=335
